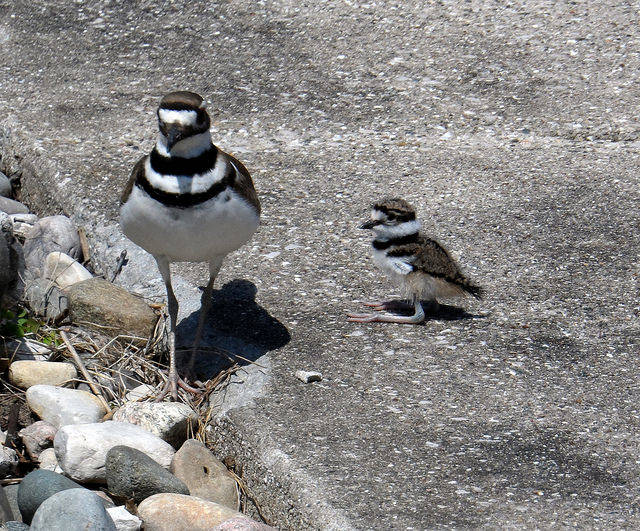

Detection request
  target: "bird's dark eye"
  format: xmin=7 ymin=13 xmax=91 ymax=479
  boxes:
xmin=387 ymin=214 xmax=396 ymax=221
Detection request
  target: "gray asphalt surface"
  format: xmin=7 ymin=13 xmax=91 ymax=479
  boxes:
xmin=1 ymin=1 xmax=639 ymax=528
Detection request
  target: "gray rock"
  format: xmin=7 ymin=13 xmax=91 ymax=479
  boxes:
xmin=2 ymin=485 xmax=20 ymax=523
xmin=0 ymin=448 xmax=18 ymax=479
xmin=23 ymin=215 xmax=80 ymax=279
xmin=18 ymin=421 xmax=57 ymax=459
xmin=105 ymin=506 xmax=141 ymax=531
xmin=37 ymin=447 xmax=63 ymax=473
xmin=26 ymin=385 xmax=106 ymax=428
xmin=10 ymin=361 xmax=77 ymax=390
xmin=8 ymin=213 xmax=38 ymax=240
xmin=112 ymin=402 xmax=198 ymax=449
xmin=105 ymin=445 xmax=189 ymax=504
xmin=66 ymin=278 xmax=158 ymax=340
xmin=23 ymin=278 xmax=69 ymax=320
xmin=211 ymin=517 xmax=276 ymax=531
xmin=30 ymin=488 xmax=116 ymax=531
xmin=171 ymin=439 xmax=239 ymax=510
xmin=17 ymin=469 xmax=83 ymax=524
xmin=0 ymin=198 xmax=28 ymax=215
xmin=43 ymin=252 xmax=92 ymax=289
xmin=0 ymin=172 xmax=11 ymax=198
xmin=54 ymin=421 xmax=175 ymax=483
xmin=0 ymin=485 xmax=14 ymax=523
xmin=0 ymin=523 xmax=29 ymax=531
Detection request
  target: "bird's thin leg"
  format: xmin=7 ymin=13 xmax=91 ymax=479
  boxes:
xmin=362 ymin=299 xmax=414 ymax=312
xmin=185 ymin=258 xmax=223 ymax=380
xmin=348 ymin=298 xmax=425 ymax=324
xmin=153 ymin=257 xmax=200 ymax=401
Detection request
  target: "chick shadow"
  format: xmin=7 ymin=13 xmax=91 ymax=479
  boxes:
xmin=380 ymin=300 xmax=488 ymax=322
xmin=175 ymin=279 xmax=290 ymax=379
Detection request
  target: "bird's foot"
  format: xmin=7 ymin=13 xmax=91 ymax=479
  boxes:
xmin=154 ymin=374 xmax=202 ymax=402
xmin=347 ymin=311 xmax=425 ymax=324
xmin=361 ymin=300 xmax=413 ymax=312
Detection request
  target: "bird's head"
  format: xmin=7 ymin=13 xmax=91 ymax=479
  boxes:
xmin=156 ymin=91 xmax=211 ymax=153
xmin=361 ymin=198 xmax=421 ymax=237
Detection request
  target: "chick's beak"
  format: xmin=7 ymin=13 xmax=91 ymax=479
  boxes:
xmin=360 ymin=220 xmax=377 ymax=230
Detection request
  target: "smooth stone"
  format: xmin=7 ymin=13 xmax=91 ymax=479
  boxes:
xmin=23 ymin=215 xmax=81 ymax=279
xmin=30 ymin=488 xmax=116 ymax=531
xmin=0 ymin=448 xmax=17 ymax=479
xmin=26 ymin=385 xmax=106 ymax=429
xmin=171 ymin=439 xmax=239 ymax=510
xmin=18 ymin=421 xmax=57 ymax=459
xmin=0 ymin=172 xmax=11 ymax=198
xmin=124 ymin=384 xmax=154 ymax=402
xmin=0 ymin=338 xmax=49 ymax=361
xmin=0 ymin=198 xmax=28 ymax=215
xmin=0 ymin=485 xmax=14 ymax=522
xmin=0 ymin=523 xmax=29 ymax=530
xmin=105 ymin=445 xmax=189 ymax=504
xmin=43 ymin=252 xmax=92 ymax=290
xmin=137 ymin=493 xmax=244 ymax=531
xmin=17 ymin=470 xmax=83 ymax=524
xmin=66 ymin=278 xmax=158 ymax=340
xmin=37 ymin=447 xmax=62 ymax=473
xmin=9 ymin=361 xmax=76 ymax=389
xmin=106 ymin=506 xmax=142 ymax=531
xmin=112 ymin=402 xmax=198 ymax=448
xmin=54 ymin=421 xmax=175 ymax=483
xmin=23 ymin=278 xmax=69 ymax=320
xmin=3 ymin=485 xmax=20 ymax=523
xmin=211 ymin=517 xmax=276 ymax=530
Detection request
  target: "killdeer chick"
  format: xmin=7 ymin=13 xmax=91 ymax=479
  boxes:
xmin=120 ymin=91 xmax=260 ymax=400
xmin=348 ymin=198 xmax=482 ymax=324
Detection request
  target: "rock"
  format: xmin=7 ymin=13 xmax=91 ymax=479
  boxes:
xmin=18 ymin=421 xmax=57 ymax=459
xmin=23 ymin=278 xmax=69 ymax=320
xmin=66 ymin=278 xmax=158 ymax=339
xmin=294 ymin=370 xmax=322 ymax=383
xmin=0 ymin=198 xmax=28 ymax=215
xmin=30 ymin=488 xmax=116 ymax=530
xmin=9 ymin=361 xmax=76 ymax=389
xmin=37 ymin=447 xmax=62 ymax=472
xmin=3 ymin=485 xmax=20 ymax=523
xmin=17 ymin=469 xmax=83 ymax=524
xmin=0 ymin=213 xmax=19 ymax=302
xmin=105 ymin=445 xmax=189 ymax=504
xmin=124 ymin=384 xmax=155 ymax=402
xmin=23 ymin=215 xmax=81 ymax=279
xmin=0 ymin=448 xmax=18 ymax=479
xmin=137 ymin=493 xmax=244 ymax=531
xmin=93 ymin=491 xmax=115 ymax=509
xmin=26 ymin=385 xmax=106 ymax=429
xmin=106 ymin=506 xmax=142 ymax=531
xmin=112 ymin=402 xmax=198 ymax=448
xmin=171 ymin=439 xmax=239 ymax=510
xmin=211 ymin=517 xmax=276 ymax=530
xmin=0 ymin=172 xmax=11 ymax=198
xmin=8 ymin=213 xmax=38 ymax=240
xmin=43 ymin=252 xmax=92 ymax=290
xmin=0 ymin=485 xmax=14 ymax=522
xmin=0 ymin=522 xmax=29 ymax=531
xmin=54 ymin=421 xmax=175 ymax=483
xmin=0 ymin=338 xmax=49 ymax=361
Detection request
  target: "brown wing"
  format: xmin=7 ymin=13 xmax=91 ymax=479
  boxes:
xmin=120 ymin=155 xmax=147 ymax=205
xmin=224 ymin=152 xmax=261 ymax=216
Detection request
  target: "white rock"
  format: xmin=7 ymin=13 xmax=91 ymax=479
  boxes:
xmin=295 ymin=370 xmax=323 ymax=383
xmin=26 ymin=384 xmax=107 ymax=428
xmin=54 ymin=421 xmax=175 ymax=483
xmin=107 ymin=505 xmax=142 ymax=531
xmin=124 ymin=384 xmax=155 ymax=401
xmin=43 ymin=251 xmax=92 ymax=289
xmin=10 ymin=213 xmax=38 ymax=239
xmin=112 ymin=402 xmax=198 ymax=448
xmin=9 ymin=360 xmax=77 ymax=389
xmin=38 ymin=447 xmax=63 ymax=473
xmin=0 ymin=446 xmax=18 ymax=478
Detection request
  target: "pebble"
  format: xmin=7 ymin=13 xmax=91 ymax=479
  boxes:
xmin=26 ymin=385 xmax=107 ymax=429
xmin=295 ymin=370 xmax=323 ymax=383
xmin=23 ymin=215 xmax=81 ymax=279
xmin=0 ymin=172 xmax=11 ymax=198
xmin=106 ymin=506 xmax=142 ymax=531
xmin=0 ymin=523 xmax=29 ymax=531
xmin=105 ymin=445 xmax=189 ymax=504
xmin=9 ymin=361 xmax=76 ymax=389
xmin=137 ymin=493 xmax=244 ymax=531
xmin=54 ymin=421 xmax=175 ymax=483
xmin=112 ymin=402 xmax=198 ymax=448
xmin=66 ymin=278 xmax=158 ymax=340
xmin=124 ymin=384 xmax=154 ymax=401
xmin=171 ymin=439 xmax=239 ymax=510
xmin=0 ymin=198 xmax=28 ymax=215
xmin=43 ymin=252 xmax=92 ymax=289
xmin=18 ymin=420 xmax=57 ymax=459
xmin=211 ymin=517 xmax=276 ymax=530
xmin=0 ymin=448 xmax=18 ymax=479
xmin=0 ymin=485 xmax=14 ymax=522
xmin=37 ymin=447 xmax=63 ymax=473
xmin=23 ymin=278 xmax=69 ymax=320
xmin=30 ymin=488 xmax=116 ymax=531
xmin=17 ymin=469 xmax=83 ymax=524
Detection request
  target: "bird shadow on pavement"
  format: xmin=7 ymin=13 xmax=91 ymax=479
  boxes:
xmin=176 ymin=279 xmax=291 ymax=379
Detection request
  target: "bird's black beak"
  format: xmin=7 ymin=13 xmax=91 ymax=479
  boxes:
xmin=165 ymin=125 xmax=185 ymax=150
xmin=360 ymin=220 xmax=377 ymax=230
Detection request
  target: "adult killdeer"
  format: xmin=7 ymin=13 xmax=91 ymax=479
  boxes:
xmin=348 ymin=198 xmax=482 ymax=324
xmin=120 ymin=91 xmax=261 ymax=400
